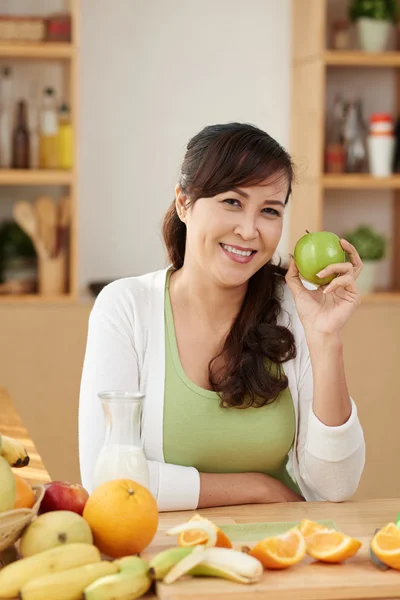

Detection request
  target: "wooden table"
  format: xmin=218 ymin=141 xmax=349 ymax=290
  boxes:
xmin=2 ymin=388 xmax=400 ymax=598
xmin=0 ymin=388 xmax=51 ymax=485
xmin=149 ymin=501 xmax=400 ymax=599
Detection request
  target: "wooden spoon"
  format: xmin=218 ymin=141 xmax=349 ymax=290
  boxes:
xmin=35 ymin=196 xmax=58 ymax=258
xmin=12 ymin=201 xmax=47 ymax=259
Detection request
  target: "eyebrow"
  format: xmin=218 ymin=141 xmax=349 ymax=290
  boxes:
xmin=230 ymin=187 xmax=286 ymax=207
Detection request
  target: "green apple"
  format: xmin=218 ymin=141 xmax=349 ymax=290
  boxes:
xmin=293 ymin=231 xmax=345 ymax=286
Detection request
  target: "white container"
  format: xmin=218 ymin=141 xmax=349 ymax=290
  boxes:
xmin=368 ymin=113 xmax=395 ymax=177
xmin=368 ymin=135 xmax=395 ymax=176
xmin=356 ymin=18 xmax=392 ymax=52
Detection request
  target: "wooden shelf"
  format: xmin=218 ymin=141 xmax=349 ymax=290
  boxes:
xmin=324 ymin=51 xmax=400 ymax=67
xmin=0 ymin=169 xmax=73 ymax=186
xmin=323 ymin=174 xmax=400 ymax=190
xmin=0 ymin=42 xmax=74 ymax=60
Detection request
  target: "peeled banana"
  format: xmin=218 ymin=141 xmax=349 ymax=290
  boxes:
xmin=84 ymin=556 xmax=151 ymax=600
xmin=0 ymin=542 xmax=100 ymax=598
xmin=148 ymin=547 xmax=194 ymax=580
xmin=20 ymin=561 xmax=118 ymax=600
xmin=163 ymin=546 xmax=263 ymax=585
xmin=0 ymin=435 xmax=29 ymax=468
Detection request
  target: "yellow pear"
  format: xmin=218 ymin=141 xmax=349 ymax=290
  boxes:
xmin=20 ymin=510 xmax=93 ymax=557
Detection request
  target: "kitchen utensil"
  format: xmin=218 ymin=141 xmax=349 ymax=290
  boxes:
xmin=12 ymin=201 xmax=47 ymax=259
xmin=35 ymin=196 xmax=57 ymax=258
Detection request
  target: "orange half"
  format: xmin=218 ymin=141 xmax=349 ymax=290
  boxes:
xmin=249 ymin=526 xmax=306 ymax=569
xmin=305 ymin=529 xmax=361 ymax=563
xmin=299 ymin=519 xmax=330 ymax=537
xmin=177 ymin=515 xmax=232 ymax=549
xmin=371 ymin=522 xmax=400 ymax=570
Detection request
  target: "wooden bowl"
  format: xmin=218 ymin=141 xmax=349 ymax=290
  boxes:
xmin=0 ymin=485 xmax=44 ymax=551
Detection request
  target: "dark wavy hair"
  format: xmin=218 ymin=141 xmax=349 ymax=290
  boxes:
xmin=162 ymin=123 xmax=296 ymax=408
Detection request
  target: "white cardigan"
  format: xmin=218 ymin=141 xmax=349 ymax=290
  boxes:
xmin=78 ymin=268 xmax=366 ymax=511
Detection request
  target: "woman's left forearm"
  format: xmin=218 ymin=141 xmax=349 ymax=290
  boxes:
xmin=306 ymin=332 xmax=352 ymax=427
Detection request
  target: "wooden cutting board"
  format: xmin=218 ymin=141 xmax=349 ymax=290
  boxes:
xmin=155 ymin=536 xmax=400 ymax=600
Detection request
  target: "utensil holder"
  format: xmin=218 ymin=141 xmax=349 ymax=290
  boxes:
xmin=38 ymin=251 xmax=67 ymax=295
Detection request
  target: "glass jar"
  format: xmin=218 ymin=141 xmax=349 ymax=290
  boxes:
xmin=92 ymin=391 xmax=150 ymax=490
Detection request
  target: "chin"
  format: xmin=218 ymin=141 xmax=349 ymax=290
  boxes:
xmin=212 ymin=265 xmax=256 ymax=288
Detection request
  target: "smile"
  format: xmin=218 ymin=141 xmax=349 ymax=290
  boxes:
xmin=220 ymin=243 xmax=257 ymax=264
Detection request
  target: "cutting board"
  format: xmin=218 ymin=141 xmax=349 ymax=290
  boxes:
xmin=155 ymin=524 xmax=400 ymax=600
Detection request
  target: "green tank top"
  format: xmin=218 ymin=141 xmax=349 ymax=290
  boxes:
xmin=163 ymin=271 xmax=300 ymax=495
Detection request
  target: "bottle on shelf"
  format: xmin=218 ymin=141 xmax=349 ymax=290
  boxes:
xmin=57 ymin=103 xmax=73 ymax=169
xmin=325 ymin=94 xmax=346 ymax=174
xmin=0 ymin=66 xmax=13 ymax=169
xmin=12 ymin=100 xmax=30 ymax=169
xmin=39 ymin=87 xmax=59 ymax=169
xmin=343 ymin=97 xmax=367 ymax=173
xmin=28 ymin=103 xmax=39 ymax=170
xmin=367 ymin=113 xmax=395 ymax=178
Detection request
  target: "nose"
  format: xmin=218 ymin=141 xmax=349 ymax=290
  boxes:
xmin=233 ymin=213 xmax=259 ymax=241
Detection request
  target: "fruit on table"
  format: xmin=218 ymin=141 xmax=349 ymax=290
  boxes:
xmin=0 ymin=435 xmax=29 ymax=468
xmin=294 ymin=231 xmax=345 ymax=286
xmin=0 ymin=542 xmax=100 ymax=598
xmin=304 ymin=529 xmax=361 ymax=563
xmin=370 ymin=522 xmax=400 ymax=569
xmin=83 ymin=479 xmax=159 ymax=558
xmin=19 ymin=560 xmax=118 ymax=600
xmin=248 ymin=526 xmax=307 ymax=570
xmin=39 ymin=481 xmax=89 ymax=515
xmin=84 ymin=556 xmax=151 ymax=600
xmin=149 ymin=547 xmax=194 ymax=580
xmin=168 ymin=514 xmax=232 ymax=549
xmin=20 ymin=510 xmax=93 ymax=557
xmin=299 ymin=519 xmax=330 ymax=537
xmin=13 ymin=474 xmax=35 ymax=509
xmin=0 ymin=456 xmax=16 ymax=512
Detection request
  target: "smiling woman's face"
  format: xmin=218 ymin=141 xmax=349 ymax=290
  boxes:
xmin=177 ymin=179 xmax=288 ymax=288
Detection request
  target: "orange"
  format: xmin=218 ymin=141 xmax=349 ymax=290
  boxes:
xmin=371 ymin=522 xmax=400 ymax=569
xmin=82 ymin=479 xmax=158 ymax=558
xmin=305 ymin=529 xmax=361 ymax=563
xmin=299 ymin=519 xmax=330 ymax=537
xmin=177 ymin=514 xmax=232 ymax=549
xmin=249 ymin=527 xmax=306 ymax=569
xmin=13 ymin=474 xmax=35 ymax=509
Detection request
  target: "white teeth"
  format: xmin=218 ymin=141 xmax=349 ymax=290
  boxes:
xmin=221 ymin=244 xmax=253 ymax=257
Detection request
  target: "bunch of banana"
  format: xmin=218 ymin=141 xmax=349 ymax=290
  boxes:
xmin=0 ymin=542 xmax=100 ymax=598
xmin=149 ymin=544 xmax=263 ymax=585
xmin=0 ymin=434 xmax=29 ymax=468
xmin=83 ymin=556 xmax=152 ymax=600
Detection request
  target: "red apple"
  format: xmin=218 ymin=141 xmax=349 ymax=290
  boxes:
xmin=39 ymin=481 xmax=89 ymax=515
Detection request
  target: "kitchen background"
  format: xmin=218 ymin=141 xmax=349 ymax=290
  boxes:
xmin=0 ymin=0 xmax=398 ymax=501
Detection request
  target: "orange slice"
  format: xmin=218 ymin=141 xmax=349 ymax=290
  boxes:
xmin=173 ymin=514 xmax=232 ymax=548
xmin=249 ymin=526 xmax=306 ymax=569
xmin=371 ymin=523 xmax=400 ymax=569
xmin=299 ymin=519 xmax=330 ymax=537
xmin=305 ymin=529 xmax=361 ymax=563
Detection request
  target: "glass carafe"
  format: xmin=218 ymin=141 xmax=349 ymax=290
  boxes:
xmin=92 ymin=391 xmax=150 ymax=490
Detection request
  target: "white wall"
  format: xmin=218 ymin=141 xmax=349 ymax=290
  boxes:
xmin=79 ymin=0 xmax=291 ymax=288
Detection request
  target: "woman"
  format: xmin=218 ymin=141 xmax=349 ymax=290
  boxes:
xmin=79 ymin=123 xmax=365 ymax=512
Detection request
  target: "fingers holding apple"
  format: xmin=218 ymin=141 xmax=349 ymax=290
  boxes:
xmin=339 ymin=238 xmax=363 ymax=279
xmin=293 ymin=231 xmax=346 ymax=287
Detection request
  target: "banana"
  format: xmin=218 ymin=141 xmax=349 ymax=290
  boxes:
xmin=20 ymin=561 xmax=118 ymax=600
xmin=148 ymin=547 xmax=194 ymax=580
xmin=0 ymin=456 xmax=16 ymax=512
xmin=0 ymin=435 xmax=29 ymax=468
xmin=164 ymin=546 xmax=263 ymax=585
xmin=0 ymin=542 xmax=100 ymax=598
xmin=84 ymin=556 xmax=151 ymax=600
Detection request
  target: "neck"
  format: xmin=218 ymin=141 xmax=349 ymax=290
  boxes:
xmin=169 ymin=263 xmax=246 ymax=327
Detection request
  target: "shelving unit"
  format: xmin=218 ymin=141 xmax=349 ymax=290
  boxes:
xmin=0 ymin=0 xmax=79 ymax=303
xmin=290 ymin=0 xmax=400 ymax=301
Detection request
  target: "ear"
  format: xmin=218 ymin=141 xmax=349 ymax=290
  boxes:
xmin=175 ymin=185 xmax=189 ymax=223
